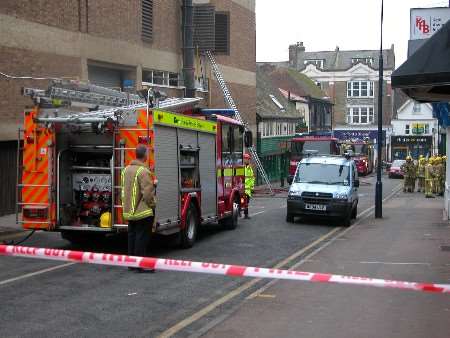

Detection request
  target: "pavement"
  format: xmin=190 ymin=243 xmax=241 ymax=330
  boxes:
xmin=203 ymin=192 xmax=450 ymax=338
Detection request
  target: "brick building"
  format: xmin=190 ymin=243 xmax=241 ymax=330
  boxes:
xmin=0 ymin=0 xmax=256 ymax=215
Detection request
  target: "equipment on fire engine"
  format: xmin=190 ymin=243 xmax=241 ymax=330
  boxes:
xmin=205 ymin=51 xmax=273 ymax=195
xmin=100 ymin=212 xmax=112 ymax=228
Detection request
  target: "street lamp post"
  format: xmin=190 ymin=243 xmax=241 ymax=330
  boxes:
xmin=375 ymin=0 xmax=384 ymax=218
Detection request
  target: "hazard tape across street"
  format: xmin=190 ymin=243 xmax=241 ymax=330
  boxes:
xmin=0 ymin=244 xmax=449 ymax=294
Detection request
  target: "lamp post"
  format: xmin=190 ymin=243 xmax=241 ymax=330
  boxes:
xmin=375 ymin=0 xmax=384 ymax=218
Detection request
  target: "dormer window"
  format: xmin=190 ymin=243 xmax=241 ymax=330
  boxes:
xmin=351 ymin=57 xmax=374 ymax=66
xmin=304 ymin=59 xmax=325 ymax=69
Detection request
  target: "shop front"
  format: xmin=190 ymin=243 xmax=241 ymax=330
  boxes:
xmin=391 ymin=135 xmax=432 ymax=160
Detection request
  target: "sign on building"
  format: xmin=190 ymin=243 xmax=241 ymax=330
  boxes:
xmin=333 ymin=130 xmax=386 ymax=144
xmin=410 ymin=7 xmax=450 ymax=40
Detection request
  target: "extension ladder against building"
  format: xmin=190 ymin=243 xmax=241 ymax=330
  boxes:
xmin=205 ymin=50 xmax=274 ymax=194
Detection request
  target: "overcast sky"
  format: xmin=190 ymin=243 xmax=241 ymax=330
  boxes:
xmin=256 ymin=0 xmax=450 ymax=67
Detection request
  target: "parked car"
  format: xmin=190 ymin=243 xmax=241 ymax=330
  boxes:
xmin=388 ymin=159 xmax=406 ymax=178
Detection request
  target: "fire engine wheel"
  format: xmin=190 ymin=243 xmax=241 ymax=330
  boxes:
xmin=180 ymin=204 xmax=198 ymax=249
xmin=221 ymin=199 xmax=239 ymax=230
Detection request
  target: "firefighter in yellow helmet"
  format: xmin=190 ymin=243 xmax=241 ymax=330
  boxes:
xmin=401 ymin=156 xmax=416 ymax=193
xmin=435 ymin=156 xmax=444 ymax=196
xmin=432 ymin=156 xmax=442 ymax=195
xmin=425 ymin=157 xmax=434 ymax=198
xmin=416 ymin=156 xmax=426 ymax=193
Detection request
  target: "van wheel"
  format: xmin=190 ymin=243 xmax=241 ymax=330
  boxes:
xmin=286 ymin=213 xmax=294 ymax=223
xmin=342 ymin=212 xmax=352 ymax=227
xmin=351 ymin=204 xmax=357 ymax=219
xmin=180 ymin=204 xmax=198 ymax=249
xmin=221 ymin=199 xmax=239 ymax=230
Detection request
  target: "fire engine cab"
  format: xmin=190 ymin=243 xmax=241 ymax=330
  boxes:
xmin=287 ymin=135 xmax=340 ymax=184
xmin=18 ymin=81 xmax=251 ymax=248
xmin=339 ymin=140 xmax=374 ymax=176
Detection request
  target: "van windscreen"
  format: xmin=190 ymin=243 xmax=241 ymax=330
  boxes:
xmin=294 ymin=163 xmax=350 ymax=186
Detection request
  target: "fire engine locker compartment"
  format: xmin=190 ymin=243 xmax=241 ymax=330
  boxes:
xmin=153 ymin=124 xmax=217 ymax=233
xmin=56 ymin=132 xmax=113 ymax=231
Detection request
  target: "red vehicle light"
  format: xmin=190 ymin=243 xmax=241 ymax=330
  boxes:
xmin=23 ymin=206 xmax=48 ymax=219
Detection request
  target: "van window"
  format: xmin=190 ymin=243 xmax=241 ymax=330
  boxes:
xmin=294 ymin=163 xmax=350 ymax=186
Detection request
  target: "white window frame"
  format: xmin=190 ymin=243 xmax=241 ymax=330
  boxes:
xmin=351 ymin=57 xmax=374 ymax=66
xmin=425 ymin=124 xmax=429 ymax=134
xmin=142 ymin=69 xmax=182 ymax=89
xmin=346 ymin=106 xmax=375 ymax=125
xmin=304 ymin=59 xmax=325 ymax=69
xmin=347 ymin=81 xmax=374 ymax=98
xmin=405 ymin=124 xmax=410 ymax=135
xmin=412 ymin=102 xmax=421 ymax=114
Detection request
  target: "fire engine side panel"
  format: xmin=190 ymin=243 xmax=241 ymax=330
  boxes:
xmin=198 ymin=132 xmax=217 ymax=217
xmin=177 ymin=129 xmax=198 ymax=149
xmin=153 ymin=125 xmax=179 ymax=224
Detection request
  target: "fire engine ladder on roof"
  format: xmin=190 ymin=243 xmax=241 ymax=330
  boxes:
xmin=205 ymin=50 xmax=273 ymax=194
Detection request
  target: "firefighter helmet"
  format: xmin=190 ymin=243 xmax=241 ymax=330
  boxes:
xmin=244 ymin=153 xmax=251 ymax=160
xmin=406 ymin=156 xmax=412 ymax=161
xmin=100 ymin=212 xmax=112 ymax=228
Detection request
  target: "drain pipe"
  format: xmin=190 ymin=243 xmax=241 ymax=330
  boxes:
xmin=182 ymin=0 xmax=196 ymax=98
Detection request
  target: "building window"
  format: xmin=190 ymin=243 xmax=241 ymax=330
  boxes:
xmin=141 ymin=0 xmax=153 ymax=42
xmin=193 ymin=4 xmax=216 ymax=51
xmin=169 ymin=73 xmax=179 ymax=87
xmin=425 ymin=124 xmax=429 ymax=134
xmin=347 ymin=81 xmax=374 ymax=98
xmin=143 ymin=70 xmax=181 ymax=87
xmin=304 ymin=59 xmax=325 ymax=68
xmin=413 ymin=102 xmax=421 ymax=113
xmin=405 ymin=124 xmax=410 ymax=134
xmin=351 ymin=57 xmax=374 ymax=66
xmin=346 ymin=106 xmax=374 ymax=124
xmin=215 ymin=12 xmax=230 ymax=54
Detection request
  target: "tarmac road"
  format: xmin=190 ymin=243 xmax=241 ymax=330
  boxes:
xmin=0 ymin=175 xmax=400 ymax=338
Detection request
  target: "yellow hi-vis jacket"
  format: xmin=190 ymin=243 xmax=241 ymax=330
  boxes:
xmin=121 ymin=160 xmax=155 ymax=221
xmin=245 ymin=164 xmax=255 ymax=197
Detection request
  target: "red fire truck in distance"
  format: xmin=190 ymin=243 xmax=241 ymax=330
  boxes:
xmin=287 ymin=136 xmax=340 ymax=184
xmin=340 ymin=141 xmax=375 ymax=176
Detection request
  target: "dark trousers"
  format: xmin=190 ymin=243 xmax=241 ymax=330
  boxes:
xmin=244 ymin=195 xmax=251 ymax=216
xmin=128 ymin=216 xmax=153 ymax=257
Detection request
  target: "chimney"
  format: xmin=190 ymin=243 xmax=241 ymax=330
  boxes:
xmin=289 ymin=42 xmax=305 ymax=69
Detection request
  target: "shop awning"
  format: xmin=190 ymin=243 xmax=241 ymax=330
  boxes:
xmin=391 ymin=21 xmax=450 ymax=102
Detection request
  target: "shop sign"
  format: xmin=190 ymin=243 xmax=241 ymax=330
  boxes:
xmin=391 ymin=136 xmax=431 ymax=144
xmin=411 ymin=123 xmax=425 ymax=134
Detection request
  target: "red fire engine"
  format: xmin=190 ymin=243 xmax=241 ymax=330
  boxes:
xmin=18 ymin=81 xmax=251 ymax=248
xmin=340 ymin=141 xmax=375 ymax=176
xmin=287 ymin=136 xmax=340 ymax=184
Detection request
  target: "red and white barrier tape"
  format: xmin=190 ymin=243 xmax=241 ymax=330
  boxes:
xmin=1 ymin=244 xmax=449 ymax=294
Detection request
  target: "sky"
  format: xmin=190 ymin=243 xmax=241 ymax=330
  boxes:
xmin=256 ymin=0 xmax=450 ymax=67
